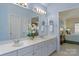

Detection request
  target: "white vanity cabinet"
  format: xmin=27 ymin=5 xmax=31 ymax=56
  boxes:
xmin=33 ymin=48 xmax=42 ymax=56
xmin=1 ymin=50 xmax=18 ymax=56
xmin=47 ymin=38 xmax=56 ymax=55
xmin=18 ymin=45 xmax=34 ymax=56
xmin=0 ymin=37 xmax=57 ymax=56
xmin=33 ymin=41 xmax=44 ymax=56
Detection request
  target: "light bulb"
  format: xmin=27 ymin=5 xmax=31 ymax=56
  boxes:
xmin=36 ymin=8 xmax=38 ymax=12
xmin=38 ymin=8 xmax=40 ymax=13
xmin=44 ymin=11 xmax=46 ymax=14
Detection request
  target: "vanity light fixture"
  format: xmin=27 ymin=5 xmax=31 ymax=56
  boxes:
xmin=32 ymin=7 xmax=46 ymax=15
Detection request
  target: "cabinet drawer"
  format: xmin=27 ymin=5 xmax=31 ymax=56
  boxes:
xmin=34 ymin=48 xmax=42 ymax=56
xmin=2 ymin=51 xmax=17 ymax=56
xmin=18 ymin=46 xmax=33 ymax=56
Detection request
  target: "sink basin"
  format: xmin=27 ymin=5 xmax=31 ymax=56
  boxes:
xmin=12 ymin=42 xmax=23 ymax=47
xmin=12 ymin=40 xmax=23 ymax=47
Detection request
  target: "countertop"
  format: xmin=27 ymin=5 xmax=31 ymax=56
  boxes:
xmin=0 ymin=35 xmax=57 ymax=55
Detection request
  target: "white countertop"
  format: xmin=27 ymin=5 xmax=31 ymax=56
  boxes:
xmin=0 ymin=35 xmax=57 ymax=55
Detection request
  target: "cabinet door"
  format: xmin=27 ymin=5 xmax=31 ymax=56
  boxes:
xmin=2 ymin=51 xmax=17 ymax=56
xmin=41 ymin=41 xmax=48 ymax=56
xmin=34 ymin=41 xmax=48 ymax=56
xmin=47 ymin=39 xmax=52 ymax=55
xmin=34 ymin=48 xmax=42 ymax=56
xmin=52 ymin=39 xmax=56 ymax=52
xmin=23 ymin=51 xmax=33 ymax=56
xmin=18 ymin=46 xmax=33 ymax=56
xmin=41 ymin=46 xmax=48 ymax=56
xmin=33 ymin=41 xmax=45 ymax=56
xmin=47 ymin=39 xmax=56 ymax=55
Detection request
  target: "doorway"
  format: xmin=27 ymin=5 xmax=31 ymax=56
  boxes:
xmin=59 ymin=8 xmax=79 ymax=45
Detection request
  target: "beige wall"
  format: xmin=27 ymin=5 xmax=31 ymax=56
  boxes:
xmin=66 ymin=18 xmax=79 ymax=33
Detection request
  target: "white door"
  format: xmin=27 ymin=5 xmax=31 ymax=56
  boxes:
xmin=34 ymin=49 xmax=42 ymax=56
xmin=8 ymin=14 xmax=21 ymax=40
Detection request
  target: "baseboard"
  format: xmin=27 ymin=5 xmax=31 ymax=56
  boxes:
xmin=64 ymin=40 xmax=79 ymax=45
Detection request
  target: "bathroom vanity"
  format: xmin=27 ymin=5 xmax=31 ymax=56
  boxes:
xmin=0 ymin=35 xmax=57 ymax=56
xmin=0 ymin=4 xmax=58 ymax=56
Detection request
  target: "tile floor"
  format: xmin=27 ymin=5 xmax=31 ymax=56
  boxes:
xmin=52 ymin=43 xmax=79 ymax=56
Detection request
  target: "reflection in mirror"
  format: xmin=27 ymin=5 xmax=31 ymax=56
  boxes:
xmin=27 ymin=17 xmax=39 ymax=40
xmin=41 ymin=21 xmax=45 ymax=32
xmin=49 ymin=20 xmax=54 ymax=32
xmin=42 ymin=21 xmax=45 ymax=25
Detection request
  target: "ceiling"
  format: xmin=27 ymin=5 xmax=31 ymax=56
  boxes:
xmin=59 ymin=8 xmax=79 ymax=21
